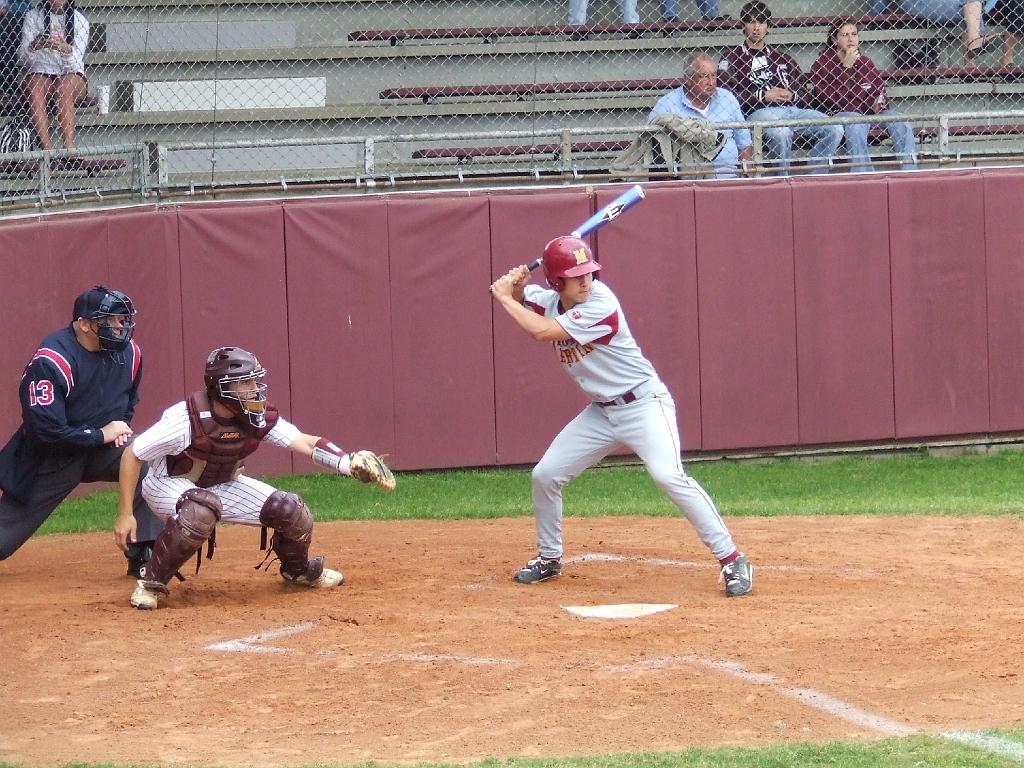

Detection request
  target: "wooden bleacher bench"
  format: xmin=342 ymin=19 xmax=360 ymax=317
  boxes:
xmin=884 ymin=65 xmax=1024 ymax=85
xmin=381 ymin=65 xmax=1024 ymax=104
xmin=940 ymin=123 xmax=1024 ymax=137
xmin=380 ymin=79 xmax=680 ymax=103
xmin=412 ymin=140 xmax=630 ymax=161
xmin=409 ymin=123 xmax=1024 ymax=163
xmin=0 ymin=92 xmax=99 ymax=117
xmin=350 ymin=12 xmax=919 ymax=45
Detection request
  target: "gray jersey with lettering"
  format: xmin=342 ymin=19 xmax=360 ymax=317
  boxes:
xmin=523 ymin=280 xmax=656 ymax=402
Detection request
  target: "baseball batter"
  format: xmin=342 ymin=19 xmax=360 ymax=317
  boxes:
xmin=114 ymin=346 xmax=394 ymax=610
xmin=489 ymin=236 xmax=753 ymax=596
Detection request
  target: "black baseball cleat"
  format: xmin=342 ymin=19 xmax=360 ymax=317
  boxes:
xmin=125 ymin=541 xmax=154 ymax=579
xmin=719 ymin=554 xmax=753 ymax=597
xmin=514 ymin=554 xmax=562 ymax=584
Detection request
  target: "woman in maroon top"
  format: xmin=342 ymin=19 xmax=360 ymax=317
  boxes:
xmin=810 ymin=19 xmax=917 ymax=173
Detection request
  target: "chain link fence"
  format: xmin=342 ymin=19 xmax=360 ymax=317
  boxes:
xmin=0 ymin=0 xmax=1023 ymax=208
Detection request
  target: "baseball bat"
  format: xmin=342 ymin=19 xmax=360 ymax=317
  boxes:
xmin=525 ymin=184 xmax=646 ymax=271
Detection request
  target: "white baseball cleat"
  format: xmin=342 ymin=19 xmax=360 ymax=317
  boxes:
xmin=130 ymin=580 xmax=167 ymax=610
xmin=282 ymin=566 xmax=344 ymax=589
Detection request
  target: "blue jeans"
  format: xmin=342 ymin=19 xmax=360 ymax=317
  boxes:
xmin=659 ymin=0 xmax=720 ymax=19
xmin=837 ymin=109 xmax=917 ymax=173
xmin=748 ymin=106 xmax=844 ymax=175
xmin=568 ymin=0 xmax=639 ymax=23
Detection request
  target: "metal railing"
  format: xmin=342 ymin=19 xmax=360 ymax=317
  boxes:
xmin=1 ymin=108 xmax=1022 ymax=213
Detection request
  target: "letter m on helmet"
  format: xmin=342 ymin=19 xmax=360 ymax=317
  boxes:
xmin=542 ymin=236 xmax=601 ymax=290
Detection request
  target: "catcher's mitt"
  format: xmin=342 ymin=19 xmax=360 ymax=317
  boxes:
xmin=349 ymin=450 xmax=396 ymax=491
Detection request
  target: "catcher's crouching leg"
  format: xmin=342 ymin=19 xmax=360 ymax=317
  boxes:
xmin=130 ymin=488 xmax=222 ymax=610
xmin=259 ymin=490 xmax=343 ymax=589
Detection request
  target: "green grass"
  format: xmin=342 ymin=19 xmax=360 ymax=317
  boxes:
xmin=37 ymin=449 xmax=1024 ymax=536
xmin=1000 ymin=725 xmax=1024 ymax=741
xmin=4 ymin=733 xmax=1022 ymax=768
xmin=382 ymin=734 xmax=1024 ymax=767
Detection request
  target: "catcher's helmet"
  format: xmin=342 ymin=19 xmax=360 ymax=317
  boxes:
xmin=204 ymin=347 xmax=268 ymax=427
xmin=71 ymin=285 xmax=136 ymax=353
xmin=542 ymin=236 xmax=600 ymax=291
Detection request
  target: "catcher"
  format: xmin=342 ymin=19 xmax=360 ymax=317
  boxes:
xmin=114 ymin=346 xmax=394 ymax=610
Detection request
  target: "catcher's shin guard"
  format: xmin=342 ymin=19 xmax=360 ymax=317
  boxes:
xmin=139 ymin=488 xmax=221 ymax=586
xmin=259 ymin=490 xmax=320 ymax=580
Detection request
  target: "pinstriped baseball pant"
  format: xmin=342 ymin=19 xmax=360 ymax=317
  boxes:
xmin=141 ymin=471 xmax=281 ymax=525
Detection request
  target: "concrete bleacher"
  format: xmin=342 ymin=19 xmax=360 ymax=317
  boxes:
xmin=377 ymin=67 xmax=1024 ymax=103
xmin=406 ymin=123 xmax=1024 ymax=162
xmin=77 ymin=3 xmax=978 ymax=130
xmin=347 ymin=12 xmax=920 ymax=44
xmin=3 ymin=0 xmax=1019 ymax=180
xmin=81 ymin=29 xmax=954 ymax=127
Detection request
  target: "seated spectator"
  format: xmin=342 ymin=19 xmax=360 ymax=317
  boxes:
xmin=877 ymin=0 xmax=999 ymax=64
xmin=811 ymin=19 xmax=917 ymax=173
xmin=718 ymin=1 xmax=843 ymax=175
xmin=19 ymin=0 xmax=89 ymax=151
xmin=649 ymin=52 xmax=753 ymax=178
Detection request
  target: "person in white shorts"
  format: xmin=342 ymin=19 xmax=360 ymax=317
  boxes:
xmin=114 ymin=346 xmax=394 ymax=610
xmin=489 ymin=235 xmax=753 ymax=597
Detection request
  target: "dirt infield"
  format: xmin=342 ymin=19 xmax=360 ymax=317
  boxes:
xmin=2 ymin=515 xmax=1022 ymax=767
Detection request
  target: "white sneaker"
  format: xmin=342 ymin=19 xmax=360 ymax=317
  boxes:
xmin=282 ymin=566 xmax=344 ymax=589
xmin=130 ymin=580 xmax=166 ymax=610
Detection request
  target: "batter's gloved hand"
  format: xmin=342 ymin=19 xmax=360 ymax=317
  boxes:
xmin=349 ymin=450 xmax=396 ymax=492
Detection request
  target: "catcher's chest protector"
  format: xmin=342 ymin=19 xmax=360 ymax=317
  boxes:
xmin=166 ymin=391 xmax=279 ymax=487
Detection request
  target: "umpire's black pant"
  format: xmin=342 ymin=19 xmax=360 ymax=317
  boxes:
xmin=0 ymin=443 xmax=164 ymax=561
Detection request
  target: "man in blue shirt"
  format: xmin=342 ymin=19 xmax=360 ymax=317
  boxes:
xmin=0 ymin=286 xmax=163 ymax=576
xmin=649 ymin=52 xmax=753 ymax=178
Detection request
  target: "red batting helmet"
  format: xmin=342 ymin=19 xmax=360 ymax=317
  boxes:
xmin=542 ymin=236 xmax=600 ymax=291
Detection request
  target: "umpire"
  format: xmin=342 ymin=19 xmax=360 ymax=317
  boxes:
xmin=0 ymin=285 xmax=163 ymax=575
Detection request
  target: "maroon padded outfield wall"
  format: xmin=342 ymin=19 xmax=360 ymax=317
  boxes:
xmin=1 ymin=167 xmax=1023 ymax=474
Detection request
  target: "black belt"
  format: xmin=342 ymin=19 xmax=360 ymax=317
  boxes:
xmin=596 ymin=390 xmax=638 ymax=407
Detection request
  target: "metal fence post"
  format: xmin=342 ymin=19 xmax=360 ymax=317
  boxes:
xmin=364 ymin=138 xmax=376 ymax=175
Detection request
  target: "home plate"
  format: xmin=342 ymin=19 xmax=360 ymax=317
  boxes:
xmin=562 ymin=603 xmax=678 ymax=619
